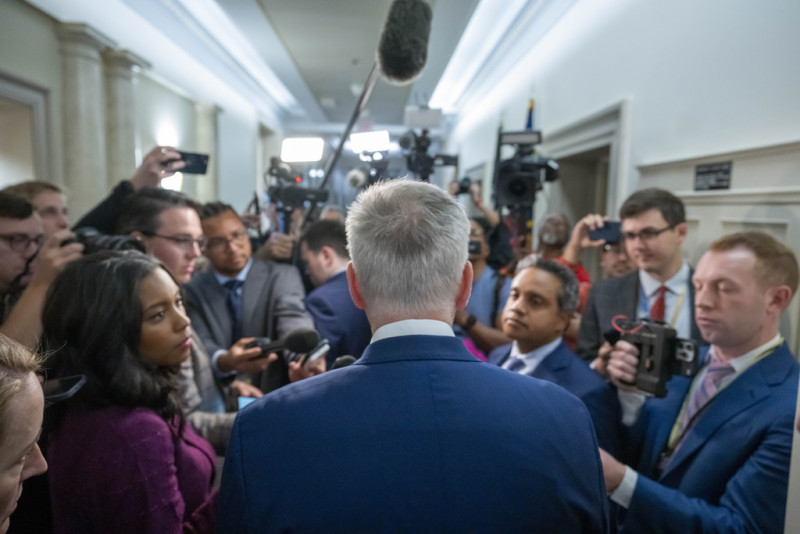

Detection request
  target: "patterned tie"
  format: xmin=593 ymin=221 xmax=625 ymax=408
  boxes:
xmin=505 ymin=355 xmax=526 ymax=373
xmin=650 ymin=285 xmax=668 ymax=322
xmin=224 ymin=279 xmax=244 ymax=344
xmin=676 ymin=357 xmax=735 ymax=440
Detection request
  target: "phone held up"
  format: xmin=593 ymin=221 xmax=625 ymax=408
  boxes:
xmin=164 ymin=150 xmax=210 ymax=175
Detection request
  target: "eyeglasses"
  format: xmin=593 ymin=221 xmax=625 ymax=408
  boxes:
xmin=621 ymin=224 xmax=677 ymax=243
xmin=206 ymin=230 xmax=248 ymax=252
xmin=0 ymin=232 xmax=45 ymax=252
xmin=143 ymin=232 xmax=207 ymax=252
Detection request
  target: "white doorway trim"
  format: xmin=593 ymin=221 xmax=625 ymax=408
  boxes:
xmin=0 ymin=70 xmax=51 ymax=182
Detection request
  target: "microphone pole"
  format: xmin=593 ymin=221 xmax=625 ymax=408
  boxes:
xmin=300 ymin=63 xmax=380 ymax=230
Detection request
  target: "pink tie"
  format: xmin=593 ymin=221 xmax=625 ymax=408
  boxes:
xmin=676 ymin=357 xmax=735 ymax=439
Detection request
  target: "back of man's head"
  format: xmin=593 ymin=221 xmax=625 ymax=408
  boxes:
xmin=0 ymin=193 xmax=34 ymax=221
xmin=709 ymin=232 xmax=799 ymax=297
xmin=346 ymin=179 xmax=469 ymax=318
xmin=300 ymin=220 xmax=349 ymax=259
xmin=115 ymin=188 xmax=201 ymax=235
xmin=619 ymin=188 xmax=685 ymax=226
xmin=1 ymin=181 xmax=62 ymax=203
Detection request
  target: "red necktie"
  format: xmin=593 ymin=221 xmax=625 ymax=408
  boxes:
xmin=650 ymin=285 xmax=667 ymax=322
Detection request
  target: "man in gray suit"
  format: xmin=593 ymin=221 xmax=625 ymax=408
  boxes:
xmin=576 ymin=189 xmax=704 ymax=381
xmin=184 ymin=202 xmax=319 ymax=393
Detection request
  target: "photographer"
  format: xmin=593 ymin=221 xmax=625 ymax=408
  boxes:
xmin=600 ymin=232 xmax=798 ymax=533
xmin=0 ymin=193 xmax=82 ymax=349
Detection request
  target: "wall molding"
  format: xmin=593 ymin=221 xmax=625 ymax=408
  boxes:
xmin=674 ymin=186 xmax=800 ymax=206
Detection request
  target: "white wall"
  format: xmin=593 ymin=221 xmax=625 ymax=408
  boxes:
xmin=0 ymin=100 xmax=35 ymax=186
xmin=0 ymin=0 xmax=63 ymax=185
xmin=448 ymin=0 xmax=800 ymax=209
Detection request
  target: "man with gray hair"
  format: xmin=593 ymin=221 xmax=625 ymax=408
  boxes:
xmin=219 ymin=179 xmax=609 ymax=533
xmin=488 ymin=256 xmax=621 ymax=455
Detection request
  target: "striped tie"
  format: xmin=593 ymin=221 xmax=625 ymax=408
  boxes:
xmin=650 ymin=285 xmax=668 ymax=322
xmin=677 ymin=357 xmax=734 ymax=438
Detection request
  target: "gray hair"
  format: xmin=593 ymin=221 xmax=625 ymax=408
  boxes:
xmin=346 ymin=179 xmax=470 ymax=318
xmin=515 ymin=255 xmax=579 ymax=314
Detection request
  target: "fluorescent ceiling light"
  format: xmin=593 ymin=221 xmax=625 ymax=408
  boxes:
xmin=281 ymin=137 xmax=324 ymax=162
xmin=349 ymin=130 xmax=390 ymax=154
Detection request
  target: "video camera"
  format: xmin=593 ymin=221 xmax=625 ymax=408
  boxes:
xmin=266 ymin=157 xmax=329 ymax=210
xmin=605 ymin=318 xmax=699 ymax=398
xmin=398 ymin=129 xmax=458 ymax=182
xmin=493 ymin=130 xmax=558 ymax=207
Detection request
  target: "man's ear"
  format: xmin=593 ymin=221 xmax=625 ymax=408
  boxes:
xmin=346 ymin=262 xmax=366 ymax=310
xmin=129 ymin=231 xmax=151 ymax=253
xmin=320 ymin=246 xmax=336 ymax=268
xmin=766 ymin=285 xmax=793 ymax=315
xmin=455 ymin=261 xmax=473 ymax=310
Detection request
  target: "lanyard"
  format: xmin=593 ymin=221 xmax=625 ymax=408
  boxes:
xmin=665 ymin=340 xmax=782 ymax=452
xmin=640 ymin=284 xmax=687 ymax=329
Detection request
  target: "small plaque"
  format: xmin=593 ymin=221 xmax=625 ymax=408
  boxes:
xmin=694 ymin=161 xmax=732 ymax=191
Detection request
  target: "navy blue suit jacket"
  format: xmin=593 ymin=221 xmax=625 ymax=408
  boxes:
xmin=219 ymin=334 xmax=609 ymax=533
xmin=305 ymin=271 xmax=372 ymax=368
xmin=488 ymin=341 xmax=622 ymax=456
xmin=621 ymin=342 xmax=798 ymax=533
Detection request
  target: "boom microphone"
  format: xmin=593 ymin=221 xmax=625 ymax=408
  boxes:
xmin=377 ymin=0 xmax=432 ymax=85
xmin=248 ymin=328 xmax=320 ymax=360
xmin=332 ymin=355 xmax=357 ymax=370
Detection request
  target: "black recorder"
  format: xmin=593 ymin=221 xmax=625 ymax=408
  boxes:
xmin=605 ymin=318 xmax=699 ymax=397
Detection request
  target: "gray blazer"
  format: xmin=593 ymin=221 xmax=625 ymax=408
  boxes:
xmin=576 ymin=270 xmax=704 ymax=362
xmin=184 ymin=259 xmax=314 ymax=391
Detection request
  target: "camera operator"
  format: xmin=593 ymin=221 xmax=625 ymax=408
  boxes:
xmin=600 ymin=231 xmax=798 ymax=533
xmin=0 ymin=193 xmax=82 ymax=349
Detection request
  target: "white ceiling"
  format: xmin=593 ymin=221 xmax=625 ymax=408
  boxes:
xmin=26 ymin=0 xmax=578 ymax=137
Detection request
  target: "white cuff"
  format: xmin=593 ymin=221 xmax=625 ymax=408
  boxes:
xmin=212 ymin=349 xmax=238 ymax=378
xmin=609 ymin=466 xmax=638 ymax=508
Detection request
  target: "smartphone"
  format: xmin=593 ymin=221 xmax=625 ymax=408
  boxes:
xmin=588 ymin=221 xmax=622 ymax=244
xmin=165 ymin=151 xmax=209 ymax=174
xmin=43 ymin=374 xmax=87 ymax=404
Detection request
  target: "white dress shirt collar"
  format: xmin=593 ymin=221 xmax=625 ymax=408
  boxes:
xmin=506 ymin=337 xmax=563 ymax=374
xmin=639 ymin=260 xmax=689 ymax=297
xmin=371 ymin=319 xmax=455 ymax=344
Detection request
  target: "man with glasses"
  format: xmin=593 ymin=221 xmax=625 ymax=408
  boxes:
xmin=0 ymin=192 xmax=82 ymax=349
xmin=576 ymin=188 xmax=704 ymax=377
xmin=185 ymin=202 xmax=317 ymax=393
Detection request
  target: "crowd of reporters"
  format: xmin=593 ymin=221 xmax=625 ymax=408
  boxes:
xmin=0 ymin=144 xmax=796 ymax=532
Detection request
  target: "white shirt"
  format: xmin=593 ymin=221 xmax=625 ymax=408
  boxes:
xmin=503 ymin=338 xmax=563 ymax=375
xmin=610 ymin=333 xmax=783 ymax=507
xmin=637 ymin=261 xmax=691 ymax=338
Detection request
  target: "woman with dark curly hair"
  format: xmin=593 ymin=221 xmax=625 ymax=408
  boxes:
xmin=42 ymin=250 xmax=217 ymax=533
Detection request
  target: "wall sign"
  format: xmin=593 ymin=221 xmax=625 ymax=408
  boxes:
xmin=694 ymin=161 xmax=732 ymax=191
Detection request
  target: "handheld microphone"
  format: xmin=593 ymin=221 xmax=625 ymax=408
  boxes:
xmin=332 ymin=355 xmax=357 ymax=370
xmin=248 ymin=328 xmax=320 ymax=360
xmin=377 ymin=0 xmax=432 ymax=85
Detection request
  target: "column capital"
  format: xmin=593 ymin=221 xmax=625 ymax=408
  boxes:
xmin=56 ymin=23 xmax=116 ymax=52
xmin=102 ymin=49 xmax=151 ymax=73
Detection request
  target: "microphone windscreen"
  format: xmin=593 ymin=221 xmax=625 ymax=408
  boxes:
xmin=347 ymin=167 xmax=367 ymax=188
xmin=332 ymin=355 xmax=357 ymax=370
xmin=377 ymin=0 xmax=432 ymax=85
xmin=284 ymin=328 xmax=320 ymax=354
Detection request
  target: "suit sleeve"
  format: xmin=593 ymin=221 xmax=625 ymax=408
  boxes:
xmin=271 ymin=265 xmax=315 ymax=338
xmin=623 ymin=412 xmax=793 ymax=534
xmin=305 ymin=293 xmax=344 ymax=362
xmin=581 ymin=384 xmax=622 ymax=458
xmin=576 ymin=284 xmax=602 ymax=361
xmin=218 ymin=416 xmax=250 ymax=533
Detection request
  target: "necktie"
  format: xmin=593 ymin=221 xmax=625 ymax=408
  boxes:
xmin=224 ymin=279 xmax=244 ymax=344
xmin=505 ymin=355 xmax=526 ymax=373
xmin=650 ymin=285 xmax=668 ymax=322
xmin=675 ymin=357 xmax=735 ymax=444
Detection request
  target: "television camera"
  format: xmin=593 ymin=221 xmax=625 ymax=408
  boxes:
xmin=398 ymin=129 xmax=458 ymax=182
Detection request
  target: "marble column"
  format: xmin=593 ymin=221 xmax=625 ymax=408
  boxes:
xmin=57 ymin=23 xmax=115 ymax=220
xmin=193 ymin=102 xmax=220 ymax=202
xmin=103 ymin=49 xmax=150 ymax=189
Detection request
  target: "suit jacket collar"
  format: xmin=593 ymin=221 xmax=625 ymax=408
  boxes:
xmin=531 ymin=341 xmax=578 ymax=382
xmin=660 ymin=342 xmax=796 ymax=477
xmin=357 ymin=335 xmax=479 ymax=366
